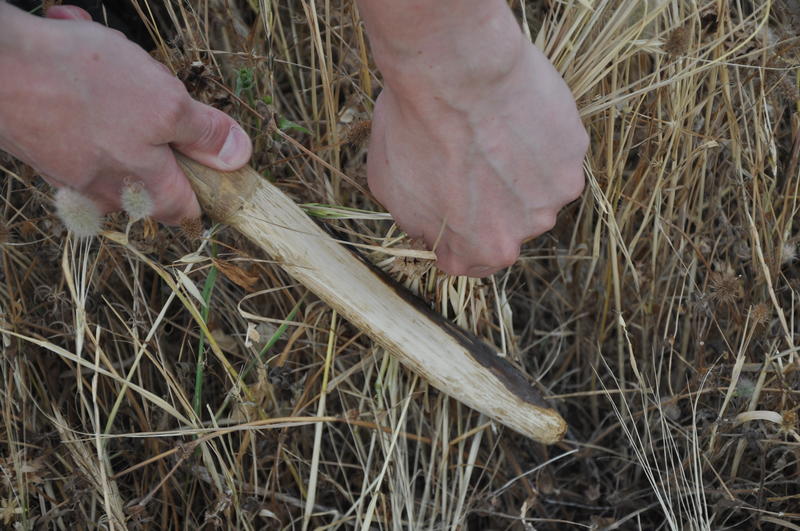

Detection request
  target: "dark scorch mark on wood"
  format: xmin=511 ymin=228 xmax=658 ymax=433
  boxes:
xmin=339 ymin=235 xmax=554 ymax=411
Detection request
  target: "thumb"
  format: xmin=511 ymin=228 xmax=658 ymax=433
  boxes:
xmin=171 ymin=100 xmax=252 ymax=171
xmin=45 ymin=5 xmax=93 ymax=21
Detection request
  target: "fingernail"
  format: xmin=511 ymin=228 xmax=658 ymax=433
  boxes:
xmin=218 ymin=126 xmax=250 ymax=167
xmin=467 ymin=266 xmax=495 ymax=278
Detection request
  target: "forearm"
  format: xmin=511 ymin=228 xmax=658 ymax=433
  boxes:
xmin=355 ymin=0 xmax=525 ymax=100
xmin=0 ymin=3 xmax=46 ymax=160
xmin=0 ymin=2 xmax=34 ymax=53
xmin=0 ymin=3 xmax=43 ymax=94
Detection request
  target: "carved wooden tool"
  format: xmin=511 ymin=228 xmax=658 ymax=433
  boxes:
xmin=177 ymin=155 xmax=567 ymax=444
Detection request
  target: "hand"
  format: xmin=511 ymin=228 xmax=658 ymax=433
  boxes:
xmin=0 ymin=4 xmax=252 ymax=225
xmin=359 ymin=1 xmax=588 ymax=277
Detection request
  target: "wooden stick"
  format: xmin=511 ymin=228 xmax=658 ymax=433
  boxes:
xmin=177 ymin=155 xmax=567 ymax=444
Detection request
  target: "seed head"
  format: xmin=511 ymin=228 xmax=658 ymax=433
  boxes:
xmin=709 ymin=270 xmax=741 ymax=305
xmin=121 ymin=180 xmax=154 ymax=222
xmin=55 ymin=188 xmax=103 ymax=239
xmin=664 ymin=27 xmax=690 ymax=58
xmin=180 ymin=217 xmax=204 ymax=241
xmin=344 ymin=120 xmax=372 ymax=146
xmin=751 ymin=302 xmax=771 ymax=327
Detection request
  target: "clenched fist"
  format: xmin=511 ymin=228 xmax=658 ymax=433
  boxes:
xmin=358 ymin=0 xmax=588 ymax=277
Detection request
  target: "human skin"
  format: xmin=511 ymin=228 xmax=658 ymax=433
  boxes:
xmin=356 ymin=0 xmax=588 ymax=277
xmin=0 ymin=2 xmax=252 ymax=225
xmin=0 ymin=1 xmax=587 ymax=277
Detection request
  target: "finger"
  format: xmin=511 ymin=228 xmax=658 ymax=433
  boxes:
xmin=391 ymin=209 xmax=426 ymax=241
xmin=524 ymin=209 xmax=558 ymax=240
xmin=435 ymin=233 xmax=520 ymax=278
xmin=435 ymin=242 xmax=498 ymax=277
xmin=139 ymin=149 xmax=202 ymax=225
xmin=45 ymin=5 xmax=93 ymax=21
xmin=466 ymin=265 xmax=502 ymax=278
xmin=171 ymin=100 xmax=252 ymax=171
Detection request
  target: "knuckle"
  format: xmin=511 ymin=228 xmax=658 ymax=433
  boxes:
xmin=533 ymin=211 xmax=558 ymax=234
xmin=492 ymin=240 xmax=521 ymax=268
xmin=553 ymin=126 xmax=589 ymax=203
xmin=151 ymin=183 xmax=179 ymax=217
xmin=160 ymin=85 xmax=191 ymax=126
xmin=436 ymin=255 xmax=470 ymax=277
xmin=192 ymin=110 xmax=222 ymax=149
xmin=433 ymin=241 xmax=470 ymax=277
xmin=576 ymin=126 xmax=590 ymax=156
xmin=562 ymin=168 xmax=586 ymax=202
xmin=473 ymin=237 xmax=520 ymax=270
xmin=146 ymin=167 xmax=188 ymax=217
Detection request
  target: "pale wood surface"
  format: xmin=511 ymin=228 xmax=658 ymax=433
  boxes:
xmin=177 ymin=155 xmax=567 ymax=444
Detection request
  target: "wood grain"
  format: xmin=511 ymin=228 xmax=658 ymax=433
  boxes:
xmin=177 ymin=155 xmax=567 ymax=444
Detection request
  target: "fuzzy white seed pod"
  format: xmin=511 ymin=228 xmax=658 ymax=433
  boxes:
xmin=55 ymin=188 xmax=103 ymax=238
xmin=121 ymin=181 xmax=154 ymax=221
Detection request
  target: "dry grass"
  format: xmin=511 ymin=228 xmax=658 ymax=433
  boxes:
xmin=1 ymin=0 xmax=800 ymax=529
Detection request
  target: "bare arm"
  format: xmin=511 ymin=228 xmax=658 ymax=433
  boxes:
xmin=356 ymin=0 xmax=588 ymax=277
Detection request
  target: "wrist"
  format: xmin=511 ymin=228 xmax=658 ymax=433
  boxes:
xmin=0 ymin=4 xmax=58 ymax=158
xmin=357 ymin=0 xmax=526 ymax=112
xmin=0 ymin=3 xmax=40 ymax=58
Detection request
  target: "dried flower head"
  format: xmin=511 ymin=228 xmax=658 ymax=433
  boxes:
xmin=708 ymin=270 xmax=741 ymax=305
xmin=180 ymin=217 xmax=204 ymax=241
xmin=664 ymin=27 xmax=690 ymax=58
xmin=55 ymin=187 xmax=103 ymax=238
xmin=344 ymin=120 xmax=372 ymax=146
xmin=751 ymin=302 xmax=771 ymax=327
xmin=121 ymin=180 xmax=154 ymax=222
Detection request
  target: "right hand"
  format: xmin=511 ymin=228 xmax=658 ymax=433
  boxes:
xmin=0 ymin=4 xmax=252 ymax=225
